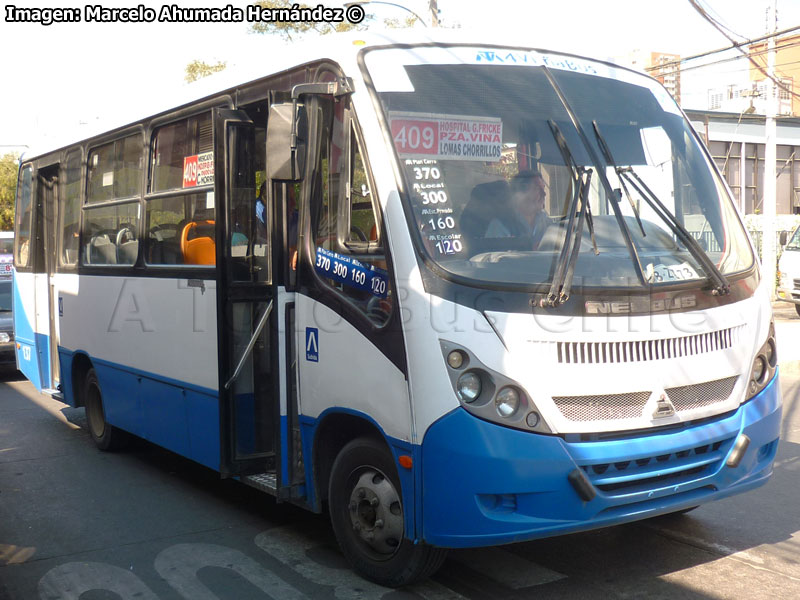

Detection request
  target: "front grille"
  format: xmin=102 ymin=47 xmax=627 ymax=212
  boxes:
xmin=665 ymin=376 xmax=738 ymax=411
xmin=553 ymin=392 xmax=651 ymax=422
xmin=794 ymin=278 xmax=800 ymax=290
xmin=554 ymin=376 xmax=739 ymax=423
xmin=580 ymin=437 xmax=735 ymax=495
xmin=556 ymin=326 xmax=743 ymax=364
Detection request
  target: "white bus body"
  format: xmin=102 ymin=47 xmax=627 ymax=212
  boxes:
xmin=13 ymin=31 xmax=781 ymax=586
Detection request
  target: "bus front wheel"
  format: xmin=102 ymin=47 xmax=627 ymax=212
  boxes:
xmin=83 ymin=368 xmax=127 ymax=451
xmin=328 ymin=437 xmax=447 ymax=587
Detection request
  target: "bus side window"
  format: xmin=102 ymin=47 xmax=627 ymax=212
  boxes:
xmin=311 ymin=102 xmax=393 ymax=326
xmin=146 ymin=113 xmax=215 ymax=267
xmin=82 ymin=133 xmax=143 ymax=266
xmin=60 ymin=150 xmax=81 ymax=266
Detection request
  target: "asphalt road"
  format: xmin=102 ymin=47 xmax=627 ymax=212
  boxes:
xmin=1 ymin=308 xmax=799 ymax=600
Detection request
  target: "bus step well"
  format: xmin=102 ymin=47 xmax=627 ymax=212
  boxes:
xmin=243 ymin=472 xmax=278 ymax=494
xmin=42 ymin=388 xmax=64 ymax=401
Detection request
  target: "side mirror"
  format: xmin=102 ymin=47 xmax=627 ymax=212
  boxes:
xmin=780 ymin=230 xmax=788 ymax=247
xmin=266 ymin=102 xmax=307 ymax=181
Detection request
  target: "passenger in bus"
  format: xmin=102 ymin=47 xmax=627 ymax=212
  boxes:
xmin=486 ymin=170 xmax=551 ymax=249
xmin=286 ymin=185 xmax=299 ymax=270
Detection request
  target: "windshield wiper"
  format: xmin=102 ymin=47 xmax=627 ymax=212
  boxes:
xmin=591 ymin=123 xmax=731 ymax=296
xmin=541 ymin=121 xmax=597 ymax=307
xmin=623 ymin=170 xmax=730 ymax=295
xmin=540 ymin=66 xmax=648 ymax=292
xmin=592 ymin=121 xmax=646 ymax=238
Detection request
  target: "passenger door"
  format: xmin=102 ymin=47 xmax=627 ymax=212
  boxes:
xmin=214 ymin=108 xmax=277 ymax=478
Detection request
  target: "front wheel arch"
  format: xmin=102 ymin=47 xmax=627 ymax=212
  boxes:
xmin=327 ymin=436 xmax=447 ymax=587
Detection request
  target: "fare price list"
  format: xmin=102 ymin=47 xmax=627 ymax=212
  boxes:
xmin=314 ymin=247 xmax=390 ymax=298
xmin=404 ymin=159 xmax=463 ymax=256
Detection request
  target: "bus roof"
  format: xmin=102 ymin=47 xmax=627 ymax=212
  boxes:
xmin=21 ymin=28 xmax=618 ymax=162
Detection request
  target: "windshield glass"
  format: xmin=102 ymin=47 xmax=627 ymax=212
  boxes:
xmin=787 ymin=227 xmax=800 ymax=251
xmin=365 ymin=47 xmax=753 ymax=290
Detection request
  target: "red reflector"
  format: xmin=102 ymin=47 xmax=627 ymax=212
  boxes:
xmin=398 ymin=455 xmax=413 ymax=469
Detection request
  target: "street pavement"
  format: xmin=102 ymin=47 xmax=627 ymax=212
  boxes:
xmin=0 ymin=306 xmax=799 ymax=599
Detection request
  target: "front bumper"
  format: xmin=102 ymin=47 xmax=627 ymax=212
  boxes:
xmin=776 ymin=286 xmax=800 ymax=305
xmin=421 ymin=372 xmax=781 ymax=548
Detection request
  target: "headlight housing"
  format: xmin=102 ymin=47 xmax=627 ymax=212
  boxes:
xmin=440 ymin=340 xmax=550 ymax=433
xmin=745 ymin=321 xmax=777 ymax=401
xmin=456 ymin=372 xmax=482 ymax=403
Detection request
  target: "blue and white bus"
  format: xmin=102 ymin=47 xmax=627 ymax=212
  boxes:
xmin=13 ymin=31 xmax=781 ymax=586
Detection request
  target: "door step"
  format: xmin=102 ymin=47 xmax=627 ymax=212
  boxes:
xmin=42 ymin=388 xmax=64 ymax=401
xmin=243 ymin=472 xmax=277 ymax=494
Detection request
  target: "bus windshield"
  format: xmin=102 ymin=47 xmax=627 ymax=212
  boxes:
xmin=365 ymin=47 xmax=753 ymax=291
xmin=786 ymin=226 xmax=800 ymax=251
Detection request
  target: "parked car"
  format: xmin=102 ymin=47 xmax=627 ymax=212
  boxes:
xmin=0 ymin=280 xmax=14 ymax=368
xmin=778 ymin=225 xmax=800 ymax=317
xmin=0 ymin=231 xmax=13 ymax=280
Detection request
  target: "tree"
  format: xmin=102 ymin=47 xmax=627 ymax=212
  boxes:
xmin=249 ymin=0 xmax=362 ymax=40
xmin=249 ymin=0 xmax=418 ymax=41
xmin=0 ymin=153 xmax=19 ymax=231
xmin=184 ymin=59 xmax=228 ymax=83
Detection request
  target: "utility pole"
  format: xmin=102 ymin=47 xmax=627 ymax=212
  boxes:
xmin=762 ymin=0 xmax=778 ymax=299
xmin=428 ymin=0 xmax=438 ymax=27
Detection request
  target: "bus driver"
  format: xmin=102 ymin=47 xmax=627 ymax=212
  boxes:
xmin=486 ymin=170 xmax=551 ymax=249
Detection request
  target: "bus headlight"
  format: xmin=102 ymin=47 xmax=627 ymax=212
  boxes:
xmin=440 ymin=340 xmax=551 ymax=434
xmin=746 ymin=321 xmax=777 ymax=401
xmin=752 ymin=356 xmax=767 ymax=384
xmin=457 ymin=372 xmax=482 ymax=403
xmin=447 ymin=350 xmax=466 ymax=369
xmin=495 ymin=387 xmax=520 ymax=418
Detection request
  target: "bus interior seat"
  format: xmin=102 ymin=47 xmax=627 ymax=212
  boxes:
xmin=461 ymin=181 xmax=511 ymax=237
xmin=116 ymin=225 xmax=139 ymax=265
xmin=86 ymin=232 xmax=117 ymax=265
xmin=117 ymin=239 xmax=139 ymax=265
xmin=181 ymin=220 xmax=216 ymax=265
xmin=460 ymin=180 xmax=515 ymax=255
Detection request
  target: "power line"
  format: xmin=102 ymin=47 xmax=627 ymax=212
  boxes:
xmin=644 ymin=24 xmax=800 ymax=73
xmin=685 ymin=0 xmax=800 ymax=100
xmin=674 ymin=39 xmax=800 ymax=74
xmin=697 ymin=0 xmax=748 ymax=42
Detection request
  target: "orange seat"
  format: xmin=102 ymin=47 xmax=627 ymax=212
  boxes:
xmin=181 ymin=220 xmax=216 ymax=265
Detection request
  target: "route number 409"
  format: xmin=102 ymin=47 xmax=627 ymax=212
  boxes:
xmin=393 ymin=124 xmax=435 ymax=152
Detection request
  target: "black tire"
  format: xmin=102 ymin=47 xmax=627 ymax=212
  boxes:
xmin=328 ymin=437 xmax=448 ymax=587
xmin=83 ymin=368 xmax=128 ymax=451
xmin=795 ymin=304 xmax=800 ymax=318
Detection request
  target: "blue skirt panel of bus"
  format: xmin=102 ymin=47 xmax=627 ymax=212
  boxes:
xmin=421 ymin=373 xmax=781 ymax=548
xmin=58 ymin=350 xmax=221 ymax=471
xmin=12 ymin=280 xmax=46 ymax=390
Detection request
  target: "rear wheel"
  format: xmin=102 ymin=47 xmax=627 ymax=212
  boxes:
xmin=83 ymin=368 xmax=127 ymax=451
xmin=328 ymin=437 xmax=448 ymax=587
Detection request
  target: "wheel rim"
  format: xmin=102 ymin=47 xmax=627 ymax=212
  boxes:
xmin=346 ymin=468 xmax=404 ymax=559
xmin=86 ymin=381 xmax=105 ymax=438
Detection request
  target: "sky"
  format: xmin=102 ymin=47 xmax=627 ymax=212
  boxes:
xmin=2 ymin=0 xmax=800 ymax=154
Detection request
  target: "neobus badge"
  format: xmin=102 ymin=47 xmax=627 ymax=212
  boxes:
xmin=585 ymin=294 xmax=697 ymax=315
